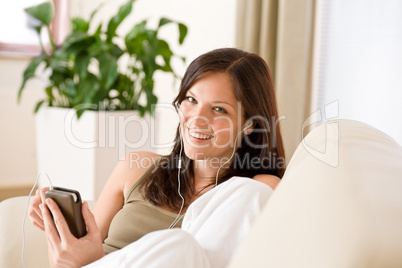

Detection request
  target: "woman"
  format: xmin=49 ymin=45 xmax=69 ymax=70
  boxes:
xmin=29 ymin=48 xmax=286 ymax=267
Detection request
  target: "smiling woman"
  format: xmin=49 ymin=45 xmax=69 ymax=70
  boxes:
xmin=27 ymin=47 xmax=286 ymax=267
xmin=141 ymin=47 xmax=286 ymax=212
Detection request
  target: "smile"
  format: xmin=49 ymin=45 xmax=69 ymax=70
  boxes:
xmin=188 ymin=129 xmax=214 ymax=140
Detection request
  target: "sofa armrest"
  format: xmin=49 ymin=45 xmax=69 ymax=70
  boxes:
xmin=0 ymin=196 xmax=95 ymax=268
xmin=0 ymin=196 xmax=48 ymax=268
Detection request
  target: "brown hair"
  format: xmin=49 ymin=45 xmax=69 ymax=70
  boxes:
xmin=140 ymin=48 xmax=286 ymax=210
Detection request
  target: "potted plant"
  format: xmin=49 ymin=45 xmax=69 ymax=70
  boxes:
xmin=18 ymin=0 xmax=188 ymax=200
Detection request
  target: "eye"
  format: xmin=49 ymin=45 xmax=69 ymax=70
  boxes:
xmin=214 ymin=106 xmax=228 ymax=114
xmin=184 ymin=96 xmax=197 ymax=103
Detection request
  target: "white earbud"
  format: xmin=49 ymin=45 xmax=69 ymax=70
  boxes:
xmin=240 ymin=119 xmax=253 ymax=133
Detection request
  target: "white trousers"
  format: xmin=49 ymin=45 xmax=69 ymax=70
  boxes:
xmin=84 ymin=177 xmax=273 ymax=268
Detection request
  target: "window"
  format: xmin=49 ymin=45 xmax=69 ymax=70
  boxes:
xmin=0 ymin=0 xmax=68 ymax=57
xmin=312 ymin=0 xmax=402 ymax=145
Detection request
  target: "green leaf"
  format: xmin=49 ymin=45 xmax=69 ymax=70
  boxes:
xmin=138 ymin=105 xmax=145 ymax=117
xmin=62 ymin=32 xmax=95 ymax=54
xmin=97 ymin=54 xmax=118 ymax=90
xmin=19 ymin=0 xmax=188 ymax=119
xmin=156 ymin=18 xmax=187 ymax=44
xmin=48 ymin=56 xmax=72 ymax=86
xmin=145 ymin=90 xmax=157 ymax=116
xmin=18 ymin=55 xmax=45 ymax=102
xmin=158 ymin=39 xmax=173 ymax=56
xmin=178 ymin=23 xmax=188 ymax=44
xmin=157 ymin=40 xmax=174 ymax=72
xmin=158 ymin=17 xmax=173 ymax=28
xmin=111 ymin=44 xmax=124 ymax=59
xmin=33 ymin=26 xmax=42 ymax=36
xmin=76 ymin=107 xmax=87 ymax=119
xmin=75 ymin=53 xmax=90 ymax=80
xmin=94 ymin=23 xmax=103 ymax=38
xmin=64 ymin=79 xmax=76 ymax=102
xmin=34 ymin=100 xmax=45 ymax=113
xmin=125 ymin=21 xmax=147 ymax=55
xmin=106 ymin=0 xmax=135 ymax=42
xmin=24 ymin=2 xmax=54 ymax=26
xmin=71 ymin=17 xmax=89 ymax=33
xmin=45 ymin=86 xmax=54 ymax=106
xmin=74 ymin=74 xmax=99 ymax=107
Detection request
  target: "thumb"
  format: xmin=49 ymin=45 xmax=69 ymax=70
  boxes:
xmin=81 ymin=202 xmax=99 ymax=235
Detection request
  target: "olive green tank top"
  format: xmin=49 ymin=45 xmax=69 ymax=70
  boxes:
xmin=102 ymin=159 xmax=183 ymax=254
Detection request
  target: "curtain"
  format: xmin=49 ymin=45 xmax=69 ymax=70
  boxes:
xmin=236 ymin=0 xmax=316 ymax=161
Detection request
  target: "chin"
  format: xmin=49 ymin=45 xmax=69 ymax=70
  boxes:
xmin=184 ymin=151 xmax=206 ymax=161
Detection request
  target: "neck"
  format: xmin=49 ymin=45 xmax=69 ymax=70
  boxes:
xmin=192 ymin=158 xmax=231 ymax=184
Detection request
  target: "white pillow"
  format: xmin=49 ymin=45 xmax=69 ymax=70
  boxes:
xmin=229 ymin=119 xmax=402 ymax=268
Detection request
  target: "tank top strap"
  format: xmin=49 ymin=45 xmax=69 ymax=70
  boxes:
xmin=124 ymin=156 xmax=165 ymax=203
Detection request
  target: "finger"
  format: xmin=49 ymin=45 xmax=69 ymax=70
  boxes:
xmin=32 ymin=204 xmax=43 ymax=221
xmin=29 ymin=210 xmax=45 ymax=230
xmin=81 ymin=202 xmax=99 ymax=235
xmin=45 ymin=198 xmax=74 ymax=243
xmin=40 ymin=202 xmax=61 ymax=247
xmin=32 ymin=221 xmax=45 ymax=232
xmin=39 ymin=187 xmax=49 ymax=204
xmin=29 ymin=196 xmax=44 ymax=222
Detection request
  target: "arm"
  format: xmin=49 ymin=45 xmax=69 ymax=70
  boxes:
xmin=252 ymin=174 xmax=281 ymax=190
xmin=28 ymin=151 xmax=160 ymax=267
xmin=93 ymin=151 xmax=160 ymax=240
xmin=29 ymin=151 xmax=160 ymax=238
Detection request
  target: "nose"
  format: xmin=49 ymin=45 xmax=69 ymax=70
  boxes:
xmin=184 ymin=104 xmax=211 ymax=129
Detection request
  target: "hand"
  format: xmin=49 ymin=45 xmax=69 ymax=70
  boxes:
xmin=41 ymin=198 xmax=105 ymax=268
xmin=28 ymin=187 xmax=49 ymax=231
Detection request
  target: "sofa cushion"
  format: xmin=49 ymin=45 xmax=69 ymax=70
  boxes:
xmin=0 ymin=196 xmax=49 ymax=268
xmin=229 ymin=119 xmax=402 ymax=268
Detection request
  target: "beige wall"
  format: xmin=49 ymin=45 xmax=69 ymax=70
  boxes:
xmin=0 ymin=58 xmax=43 ymax=187
xmin=0 ymin=0 xmax=236 ymax=190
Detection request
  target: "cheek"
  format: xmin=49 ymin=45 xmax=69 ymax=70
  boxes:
xmin=212 ymin=118 xmax=235 ymax=139
xmin=178 ymin=105 xmax=189 ymax=123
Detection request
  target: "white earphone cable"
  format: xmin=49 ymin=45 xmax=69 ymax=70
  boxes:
xmin=169 ymin=128 xmax=185 ymax=229
xmin=215 ymin=121 xmax=252 ymax=186
xmin=21 ymin=172 xmax=53 ymax=268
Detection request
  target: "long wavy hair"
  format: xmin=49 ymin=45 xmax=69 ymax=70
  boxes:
xmin=139 ymin=48 xmax=286 ymax=210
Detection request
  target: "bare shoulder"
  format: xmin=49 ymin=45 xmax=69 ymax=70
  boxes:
xmin=93 ymin=151 xmax=160 ymax=240
xmin=120 ymin=151 xmax=161 ymax=193
xmin=98 ymin=151 xmax=161 ymax=197
xmin=252 ymin=174 xmax=281 ymax=190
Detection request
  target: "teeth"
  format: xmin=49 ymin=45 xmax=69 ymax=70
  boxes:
xmin=189 ymin=130 xmax=213 ymax=140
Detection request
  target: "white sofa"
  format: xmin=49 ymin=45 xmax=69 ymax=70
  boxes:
xmin=1 ymin=119 xmax=402 ymax=268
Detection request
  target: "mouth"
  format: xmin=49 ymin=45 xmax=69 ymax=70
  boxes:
xmin=188 ymin=128 xmax=214 ymax=140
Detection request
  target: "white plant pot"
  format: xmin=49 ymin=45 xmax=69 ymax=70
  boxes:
xmin=35 ymin=107 xmax=156 ymax=200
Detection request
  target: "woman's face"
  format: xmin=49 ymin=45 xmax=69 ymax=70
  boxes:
xmin=179 ymin=72 xmax=246 ymax=162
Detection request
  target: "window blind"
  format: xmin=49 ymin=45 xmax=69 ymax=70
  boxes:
xmin=311 ymin=0 xmax=402 ymax=145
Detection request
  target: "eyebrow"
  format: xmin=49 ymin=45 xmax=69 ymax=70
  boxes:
xmin=187 ymin=90 xmax=236 ymax=109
